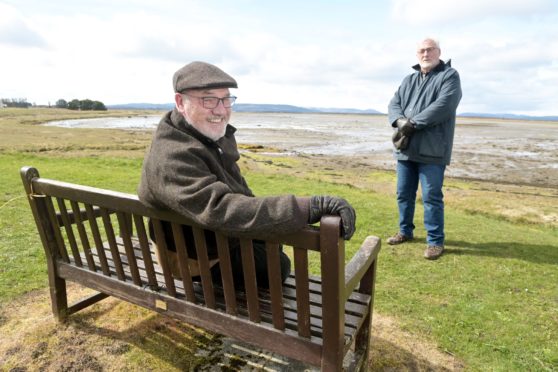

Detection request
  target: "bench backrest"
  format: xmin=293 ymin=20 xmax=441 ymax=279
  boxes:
xmin=20 ymin=166 xmax=348 ymax=338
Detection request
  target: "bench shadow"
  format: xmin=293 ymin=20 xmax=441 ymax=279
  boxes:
xmin=444 ymin=240 xmax=558 ymax=265
xmin=70 ymin=300 xmax=458 ymax=371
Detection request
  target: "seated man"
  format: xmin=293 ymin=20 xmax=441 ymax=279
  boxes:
xmin=138 ymin=61 xmax=355 ymax=288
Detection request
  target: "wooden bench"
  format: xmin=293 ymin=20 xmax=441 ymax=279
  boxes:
xmin=20 ymin=166 xmax=381 ymax=371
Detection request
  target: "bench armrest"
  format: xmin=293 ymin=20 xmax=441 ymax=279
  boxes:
xmin=344 ymin=236 xmax=381 ymax=299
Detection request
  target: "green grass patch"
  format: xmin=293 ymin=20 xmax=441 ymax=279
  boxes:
xmin=1 ymin=144 xmax=557 ymax=370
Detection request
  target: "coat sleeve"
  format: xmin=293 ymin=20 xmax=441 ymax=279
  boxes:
xmin=140 ymin=140 xmax=308 ymax=237
xmin=387 ymin=78 xmax=409 ymax=127
xmin=412 ymin=69 xmax=462 ymax=129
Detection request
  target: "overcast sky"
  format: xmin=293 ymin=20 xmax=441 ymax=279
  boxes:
xmin=1 ymin=0 xmax=557 ymax=115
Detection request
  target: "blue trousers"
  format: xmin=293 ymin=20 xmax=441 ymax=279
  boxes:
xmin=396 ymin=160 xmax=446 ymax=246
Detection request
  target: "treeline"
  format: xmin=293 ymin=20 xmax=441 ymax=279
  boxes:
xmin=56 ymin=99 xmax=107 ymax=111
xmin=1 ymin=98 xmax=32 ymax=108
xmin=1 ymin=97 xmax=107 ymax=111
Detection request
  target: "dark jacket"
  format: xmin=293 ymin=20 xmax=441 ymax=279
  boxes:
xmin=388 ymin=60 xmax=462 ymax=165
xmin=138 ymin=108 xmax=308 ymax=240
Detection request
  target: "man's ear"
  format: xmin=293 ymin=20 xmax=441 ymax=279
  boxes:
xmin=175 ymin=93 xmax=184 ymax=110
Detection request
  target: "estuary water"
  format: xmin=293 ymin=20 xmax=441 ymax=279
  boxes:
xmin=44 ymin=112 xmax=393 ymax=156
xmin=44 ymin=112 xmax=558 ymax=187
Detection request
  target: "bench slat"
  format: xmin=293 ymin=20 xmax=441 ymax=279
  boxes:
xmin=192 ymin=226 xmax=216 ymax=308
xmin=240 ymin=238 xmax=261 ymax=322
xmin=265 ymin=242 xmax=285 ymax=330
xmin=133 ymin=215 xmax=158 ymax=288
xmin=293 ymin=246 xmax=311 ymax=338
xmin=45 ymin=196 xmax=70 ymax=263
xmin=216 ymin=233 xmax=238 ymax=315
xmin=85 ymin=203 xmax=111 ymax=276
xmin=57 ymin=197 xmax=83 ymax=267
xmin=100 ymin=208 xmax=126 ymax=280
xmin=151 ymin=218 xmax=177 ymax=296
xmin=116 ymin=211 xmax=142 ymax=286
xmin=171 ymin=222 xmax=197 ymax=302
xmin=69 ymin=200 xmax=97 ymax=272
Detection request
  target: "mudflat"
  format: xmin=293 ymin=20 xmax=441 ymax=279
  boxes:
xmin=232 ymin=113 xmax=558 ymax=188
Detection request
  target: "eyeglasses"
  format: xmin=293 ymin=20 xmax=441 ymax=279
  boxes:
xmin=417 ymin=47 xmax=438 ymax=55
xmin=184 ymin=94 xmax=237 ymax=109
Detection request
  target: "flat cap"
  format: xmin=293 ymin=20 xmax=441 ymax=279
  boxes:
xmin=173 ymin=61 xmax=238 ymax=92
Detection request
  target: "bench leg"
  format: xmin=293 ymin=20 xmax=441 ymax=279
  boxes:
xmin=354 ymin=311 xmax=373 ymax=369
xmin=48 ymin=274 xmax=69 ymax=322
xmin=354 ymin=259 xmax=378 ymax=370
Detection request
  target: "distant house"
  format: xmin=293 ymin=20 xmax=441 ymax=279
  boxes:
xmin=0 ymin=102 xmax=6 ymax=109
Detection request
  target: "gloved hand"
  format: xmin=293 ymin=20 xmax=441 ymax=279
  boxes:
xmin=396 ymin=117 xmax=416 ymax=136
xmin=308 ymin=195 xmax=356 ymax=240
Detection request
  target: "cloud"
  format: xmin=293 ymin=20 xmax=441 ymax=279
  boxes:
xmin=390 ymin=0 xmax=555 ymax=25
xmin=0 ymin=3 xmax=47 ymax=48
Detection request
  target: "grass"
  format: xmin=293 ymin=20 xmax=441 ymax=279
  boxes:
xmin=1 ymin=108 xmax=557 ymax=371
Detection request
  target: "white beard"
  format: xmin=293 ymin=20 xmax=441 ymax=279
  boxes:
xmin=189 ymin=120 xmax=227 ymax=141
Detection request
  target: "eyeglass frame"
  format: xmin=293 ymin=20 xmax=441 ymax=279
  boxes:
xmin=416 ymin=47 xmax=439 ymax=55
xmin=182 ymin=93 xmax=237 ymax=109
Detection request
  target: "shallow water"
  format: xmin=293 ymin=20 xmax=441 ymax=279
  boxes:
xmin=44 ymin=112 xmax=558 ymax=187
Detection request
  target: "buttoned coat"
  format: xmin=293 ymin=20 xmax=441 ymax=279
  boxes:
xmin=388 ymin=60 xmax=462 ymax=165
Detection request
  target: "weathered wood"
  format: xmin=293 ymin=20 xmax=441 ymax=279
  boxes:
xmin=21 ymin=166 xmax=381 ymax=371
xmin=215 ymin=233 xmax=237 ymax=315
xmin=240 ymin=238 xmax=260 ymax=322
xmin=151 ymin=218 xmax=176 ymax=296
xmin=85 ymin=203 xmax=111 ymax=275
xmin=320 ymin=216 xmax=345 ymax=371
xmin=265 ymin=242 xmax=285 ymax=330
xmin=57 ymin=197 xmax=82 ymax=267
xmin=133 ymin=215 xmax=158 ymax=288
xmin=171 ymin=222 xmax=196 ymax=302
xmin=100 ymin=208 xmax=125 ymax=280
xmin=192 ymin=227 xmax=215 ymax=308
xmin=293 ymin=246 xmax=311 ymax=337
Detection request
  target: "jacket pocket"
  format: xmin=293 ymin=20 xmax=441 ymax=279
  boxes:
xmin=418 ymin=133 xmax=446 ymax=158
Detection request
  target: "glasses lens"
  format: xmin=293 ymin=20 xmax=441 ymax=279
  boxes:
xmin=222 ymin=97 xmax=236 ymax=108
xmin=201 ymin=97 xmax=219 ymax=108
xmin=417 ymin=47 xmax=437 ymax=54
xmin=200 ymin=96 xmax=236 ymax=108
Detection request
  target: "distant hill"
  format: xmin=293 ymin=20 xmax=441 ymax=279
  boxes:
xmin=105 ymin=103 xmax=556 ymax=120
xmin=459 ymin=112 xmax=558 ymax=121
xmin=107 ymin=103 xmax=174 ymax=110
xmin=106 ymin=102 xmax=383 ymax=115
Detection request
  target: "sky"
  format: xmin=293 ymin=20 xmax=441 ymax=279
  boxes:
xmin=1 ymin=0 xmax=557 ymax=116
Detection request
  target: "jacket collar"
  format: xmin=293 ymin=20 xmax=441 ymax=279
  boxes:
xmin=412 ymin=59 xmax=451 ymax=73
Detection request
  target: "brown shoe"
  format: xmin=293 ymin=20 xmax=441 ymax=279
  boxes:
xmin=387 ymin=232 xmax=413 ymax=245
xmin=424 ymin=245 xmax=444 ymax=260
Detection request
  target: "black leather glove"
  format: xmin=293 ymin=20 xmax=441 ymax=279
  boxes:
xmin=396 ymin=118 xmax=416 ymax=136
xmin=392 ymin=129 xmax=410 ymax=150
xmin=308 ymin=195 xmax=356 ymax=240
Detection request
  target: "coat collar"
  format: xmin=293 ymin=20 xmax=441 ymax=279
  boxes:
xmin=412 ymin=59 xmax=451 ymax=73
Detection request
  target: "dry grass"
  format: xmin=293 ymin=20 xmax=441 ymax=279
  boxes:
xmin=0 ymin=283 xmax=464 ymax=371
xmin=0 ymin=107 xmax=155 ymax=156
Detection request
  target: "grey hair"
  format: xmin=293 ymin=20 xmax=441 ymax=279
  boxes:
xmin=419 ymin=37 xmax=440 ymax=49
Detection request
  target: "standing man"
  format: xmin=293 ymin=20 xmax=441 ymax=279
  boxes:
xmin=138 ymin=61 xmax=355 ymax=287
xmin=387 ymin=38 xmax=462 ymax=260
